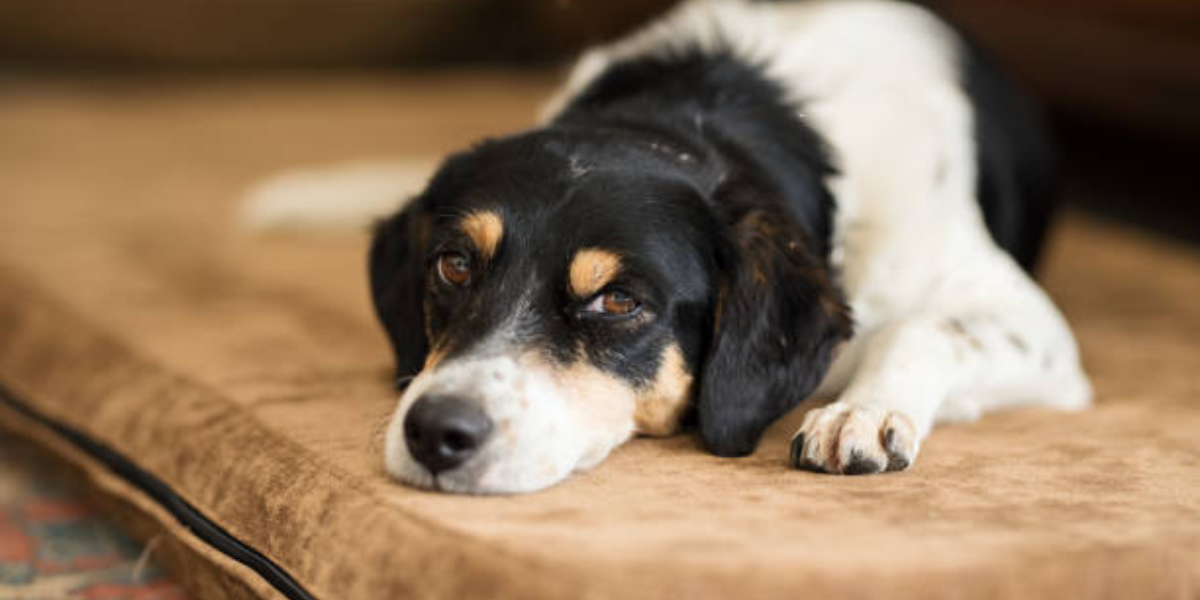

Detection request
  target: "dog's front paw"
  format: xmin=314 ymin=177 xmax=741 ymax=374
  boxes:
xmin=789 ymin=403 xmax=918 ymax=475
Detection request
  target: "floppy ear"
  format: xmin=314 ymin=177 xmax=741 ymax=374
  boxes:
xmin=368 ymin=200 xmax=431 ymax=389
xmin=697 ymin=208 xmax=853 ymax=456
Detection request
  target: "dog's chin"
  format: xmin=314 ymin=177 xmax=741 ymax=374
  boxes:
xmin=382 ymin=437 xmax=604 ymax=496
xmin=418 ymin=464 xmax=572 ymax=496
xmin=385 ymin=459 xmax=574 ymax=496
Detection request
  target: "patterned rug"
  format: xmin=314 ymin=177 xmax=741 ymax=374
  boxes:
xmin=0 ymin=430 xmax=189 ymax=600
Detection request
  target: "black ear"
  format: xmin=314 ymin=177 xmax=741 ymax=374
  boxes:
xmin=368 ymin=200 xmax=430 ymax=389
xmin=697 ymin=208 xmax=853 ymax=456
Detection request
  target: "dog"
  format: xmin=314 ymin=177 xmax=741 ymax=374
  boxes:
xmin=245 ymin=0 xmax=1092 ymax=494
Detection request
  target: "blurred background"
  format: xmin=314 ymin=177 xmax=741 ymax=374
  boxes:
xmin=1 ymin=0 xmax=1197 ymax=241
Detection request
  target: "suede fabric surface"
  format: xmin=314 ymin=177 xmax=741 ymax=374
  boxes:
xmin=1 ymin=74 xmax=1198 ymax=600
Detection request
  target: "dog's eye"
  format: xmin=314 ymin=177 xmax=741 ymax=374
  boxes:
xmin=583 ymin=290 xmax=640 ymax=317
xmin=437 ymin=251 xmax=472 ymax=287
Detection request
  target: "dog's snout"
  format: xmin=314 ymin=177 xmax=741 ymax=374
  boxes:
xmin=404 ymin=394 xmax=493 ymax=474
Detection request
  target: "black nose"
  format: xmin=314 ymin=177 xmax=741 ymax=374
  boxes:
xmin=404 ymin=394 xmax=493 ymax=474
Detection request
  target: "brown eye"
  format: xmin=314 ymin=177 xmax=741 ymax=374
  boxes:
xmin=437 ymin=252 xmax=472 ymax=286
xmin=584 ymin=290 xmax=640 ymax=317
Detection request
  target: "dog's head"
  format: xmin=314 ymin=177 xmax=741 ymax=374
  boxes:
xmin=373 ymin=128 xmax=851 ymax=494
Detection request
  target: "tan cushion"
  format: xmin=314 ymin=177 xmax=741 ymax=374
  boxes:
xmin=1 ymin=74 xmax=1198 ymax=600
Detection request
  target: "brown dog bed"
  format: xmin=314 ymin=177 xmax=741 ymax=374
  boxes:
xmin=1 ymin=75 xmax=1198 ymax=600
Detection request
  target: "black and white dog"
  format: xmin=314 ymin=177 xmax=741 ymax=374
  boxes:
xmin=245 ymin=0 xmax=1092 ymax=494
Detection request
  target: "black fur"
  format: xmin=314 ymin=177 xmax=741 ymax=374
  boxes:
xmin=369 ymin=206 xmax=431 ymax=385
xmin=958 ymin=29 xmax=1059 ymax=271
xmin=370 ymin=129 xmax=722 ymax=393
xmin=562 ymin=49 xmax=853 ymax=456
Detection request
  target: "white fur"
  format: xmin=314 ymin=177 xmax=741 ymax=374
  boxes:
xmin=248 ymin=0 xmax=1092 ymax=488
xmin=237 ymin=158 xmax=436 ymax=233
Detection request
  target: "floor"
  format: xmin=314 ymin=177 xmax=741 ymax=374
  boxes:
xmin=0 ymin=430 xmax=189 ymax=600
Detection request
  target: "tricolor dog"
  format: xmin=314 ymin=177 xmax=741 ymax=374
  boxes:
xmin=249 ymin=0 xmax=1092 ymax=494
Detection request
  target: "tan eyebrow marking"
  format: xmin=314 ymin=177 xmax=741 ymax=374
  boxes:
xmin=459 ymin=210 xmax=503 ymax=260
xmin=633 ymin=344 xmax=694 ymax=436
xmin=568 ymin=248 xmax=623 ymax=298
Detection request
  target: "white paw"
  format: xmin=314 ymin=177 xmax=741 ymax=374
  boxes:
xmin=789 ymin=402 xmax=919 ymax=475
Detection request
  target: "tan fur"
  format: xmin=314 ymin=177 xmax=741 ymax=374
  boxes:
xmin=568 ymin=249 xmax=622 ymax=298
xmin=633 ymin=344 xmax=694 ymax=436
xmin=460 ymin=210 xmax=504 ymax=260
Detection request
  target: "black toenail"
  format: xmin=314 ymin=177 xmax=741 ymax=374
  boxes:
xmin=882 ymin=428 xmax=910 ymax=471
xmin=843 ymin=450 xmax=883 ymax=475
xmin=789 ymin=434 xmax=806 ymax=468
xmin=797 ymin=460 xmax=826 ymax=473
xmin=886 ymin=454 xmax=910 ymax=472
xmin=790 ymin=434 xmax=825 ymax=473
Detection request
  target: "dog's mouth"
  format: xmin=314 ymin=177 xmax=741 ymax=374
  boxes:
xmin=381 ymin=352 xmax=638 ymax=495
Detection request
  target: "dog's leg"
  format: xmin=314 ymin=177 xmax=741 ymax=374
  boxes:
xmin=791 ymin=251 xmax=1092 ymax=475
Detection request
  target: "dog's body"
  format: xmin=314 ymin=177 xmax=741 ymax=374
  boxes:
xmin=248 ymin=0 xmax=1091 ymax=494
